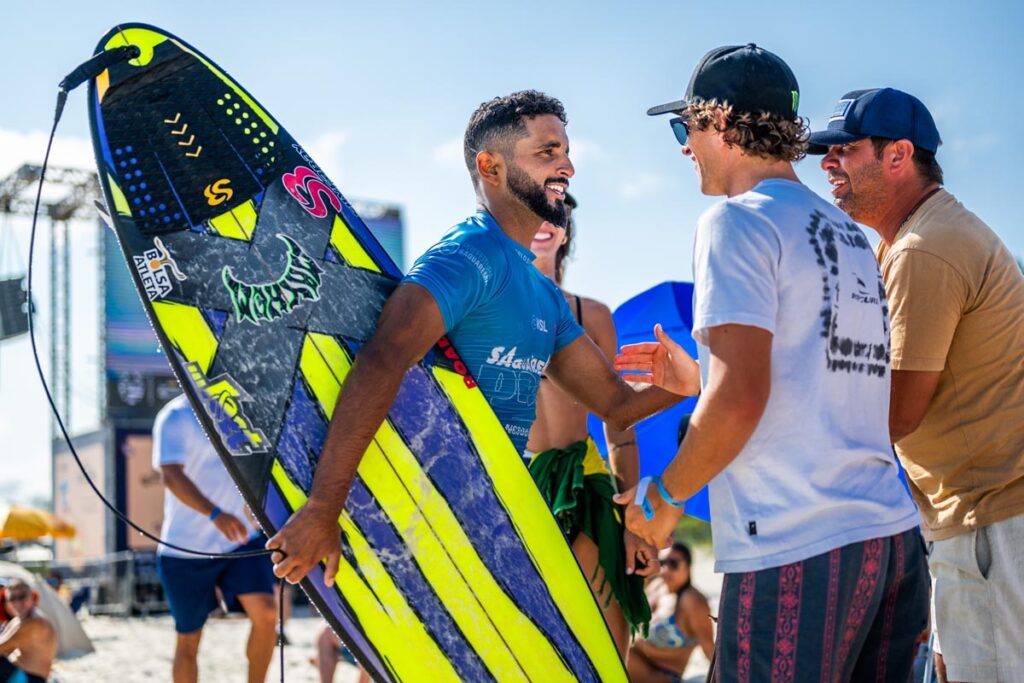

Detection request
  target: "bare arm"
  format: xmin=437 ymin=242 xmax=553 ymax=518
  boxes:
xmin=616 ymin=324 xmax=772 ymax=547
xmin=660 ymin=324 xmax=771 ymax=502
xmin=583 ymin=299 xmax=659 ymax=576
xmin=680 ymin=590 xmax=715 ymax=661
xmin=160 ymin=464 xmax=220 ymax=518
xmin=160 ymin=464 xmax=249 ymax=544
xmin=582 ymin=299 xmax=640 ymax=491
xmin=889 ymin=369 xmax=941 ymax=442
xmin=0 ymin=618 xmax=53 ymax=656
xmin=268 ymin=283 xmax=446 ymax=584
xmin=545 ymin=333 xmax=693 ymax=433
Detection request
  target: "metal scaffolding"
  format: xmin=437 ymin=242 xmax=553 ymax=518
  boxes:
xmin=0 ymin=163 xmax=100 ymax=432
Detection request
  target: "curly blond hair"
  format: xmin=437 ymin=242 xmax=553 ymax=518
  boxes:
xmin=683 ymin=99 xmax=809 ymax=162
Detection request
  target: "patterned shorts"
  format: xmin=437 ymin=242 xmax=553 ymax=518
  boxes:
xmin=715 ymin=527 xmax=929 ymax=683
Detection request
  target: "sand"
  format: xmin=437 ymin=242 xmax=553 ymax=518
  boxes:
xmin=48 ymin=549 xmax=721 ymax=682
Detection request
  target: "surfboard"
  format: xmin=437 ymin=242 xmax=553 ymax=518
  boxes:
xmin=88 ymin=23 xmax=625 ymax=682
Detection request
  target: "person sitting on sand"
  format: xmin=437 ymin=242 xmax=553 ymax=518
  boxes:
xmin=0 ymin=579 xmax=57 ymax=683
xmin=628 ymin=542 xmax=713 ymax=682
xmin=312 ymin=626 xmax=369 ymax=683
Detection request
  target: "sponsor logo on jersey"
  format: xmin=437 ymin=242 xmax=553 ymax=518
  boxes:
xmin=485 ymin=346 xmax=548 ymax=374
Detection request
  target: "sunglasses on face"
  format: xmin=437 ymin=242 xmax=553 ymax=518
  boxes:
xmin=6 ymin=592 xmax=31 ymax=603
xmin=662 ymin=558 xmax=683 ymax=571
xmin=669 ymin=116 xmax=690 ymax=146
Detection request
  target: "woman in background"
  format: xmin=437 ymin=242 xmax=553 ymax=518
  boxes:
xmin=526 ymin=193 xmax=658 ymax=658
xmin=628 ymin=542 xmax=714 ymax=682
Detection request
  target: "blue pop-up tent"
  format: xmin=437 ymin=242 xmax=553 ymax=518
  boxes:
xmin=588 ymin=281 xmax=710 ymax=521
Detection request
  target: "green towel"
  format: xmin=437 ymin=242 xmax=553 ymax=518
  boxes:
xmin=529 ymin=440 xmax=651 ymax=636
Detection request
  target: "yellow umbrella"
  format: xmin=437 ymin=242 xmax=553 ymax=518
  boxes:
xmin=0 ymin=504 xmax=76 ymax=541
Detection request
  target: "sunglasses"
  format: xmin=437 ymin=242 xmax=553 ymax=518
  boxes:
xmin=6 ymin=592 xmax=31 ymax=602
xmin=669 ymin=116 xmax=690 ymax=146
xmin=662 ymin=558 xmax=683 ymax=571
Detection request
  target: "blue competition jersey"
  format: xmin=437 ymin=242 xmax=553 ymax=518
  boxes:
xmin=403 ymin=210 xmax=585 ymax=453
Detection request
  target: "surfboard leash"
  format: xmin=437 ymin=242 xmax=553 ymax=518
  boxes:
xmin=28 ymin=43 xmax=289 ymax=683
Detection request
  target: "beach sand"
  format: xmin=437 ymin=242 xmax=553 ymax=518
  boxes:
xmin=49 ymin=549 xmax=720 ymax=682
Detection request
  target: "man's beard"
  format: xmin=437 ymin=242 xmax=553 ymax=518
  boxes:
xmin=507 ymin=161 xmax=566 ymax=227
xmin=833 ymin=163 xmax=887 ymax=224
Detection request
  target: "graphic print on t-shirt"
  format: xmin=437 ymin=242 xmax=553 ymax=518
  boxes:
xmin=806 ymin=209 xmax=889 ymax=377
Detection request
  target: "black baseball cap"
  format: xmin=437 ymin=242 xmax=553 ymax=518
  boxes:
xmin=647 ymin=44 xmax=800 ymax=119
xmin=807 ymin=88 xmax=941 ymax=154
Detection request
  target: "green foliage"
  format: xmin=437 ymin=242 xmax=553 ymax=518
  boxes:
xmin=674 ymin=515 xmax=712 ymax=548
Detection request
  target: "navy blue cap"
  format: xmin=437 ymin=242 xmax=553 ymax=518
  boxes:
xmin=648 ymin=44 xmax=800 ymax=120
xmin=807 ymin=88 xmax=941 ymax=154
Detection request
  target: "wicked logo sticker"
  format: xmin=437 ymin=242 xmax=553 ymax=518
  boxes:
xmin=221 ymin=234 xmax=323 ymax=324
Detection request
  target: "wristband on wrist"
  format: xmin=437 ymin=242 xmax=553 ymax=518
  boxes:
xmin=633 ymin=476 xmax=685 ymax=521
xmin=209 ymin=506 xmax=222 ymax=521
xmin=654 ymin=476 xmax=686 ymax=508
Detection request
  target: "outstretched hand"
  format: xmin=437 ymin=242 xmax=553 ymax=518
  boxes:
xmin=614 ymin=324 xmax=701 ymax=396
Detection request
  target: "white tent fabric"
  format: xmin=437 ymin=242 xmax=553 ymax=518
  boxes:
xmin=1 ymin=561 xmax=94 ymax=658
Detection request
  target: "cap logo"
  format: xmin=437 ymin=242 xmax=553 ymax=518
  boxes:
xmin=829 ymin=99 xmax=855 ymax=122
xmin=791 ymin=91 xmax=799 ymax=113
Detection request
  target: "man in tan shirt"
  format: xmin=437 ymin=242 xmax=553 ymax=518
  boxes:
xmin=810 ymin=87 xmax=1024 ymax=683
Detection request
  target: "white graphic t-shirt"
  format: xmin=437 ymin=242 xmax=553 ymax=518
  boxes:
xmin=153 ymin=394 xmax=257 ymax=557
xmin=692 ymin=179 xmax=919 ymax=573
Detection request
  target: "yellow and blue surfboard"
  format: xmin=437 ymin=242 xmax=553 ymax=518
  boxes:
xmin=88 ymin=23 xmax=625 ymax=682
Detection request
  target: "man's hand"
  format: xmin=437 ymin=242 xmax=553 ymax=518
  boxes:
xmin=614 ymin=324 xmax=700 ymax=396
xmin=624 ymin=529 xmax=660 ymax=577
xmin=212 ymin=511 xmax=250 ymax=544
xmin=266 ymin=502 xmax=341 ymax=586
xmin=614 ymin=481 xmax=684 ymax=549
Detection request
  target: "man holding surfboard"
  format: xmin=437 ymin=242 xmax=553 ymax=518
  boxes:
xmin=614 ymin=45 xmax=929 ymax=681
xmin=268 ymin=90 xmax=694 ymax=590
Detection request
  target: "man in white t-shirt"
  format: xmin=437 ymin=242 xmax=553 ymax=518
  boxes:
xmin=153 ymin=394 xmax=277 ymax=683
xmin=615 ymin=44 xmax=928 ymax=682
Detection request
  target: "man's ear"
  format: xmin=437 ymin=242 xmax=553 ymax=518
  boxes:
xmin=889 ymin=139 xmax=916 ymax=174
xmin=475 ymin=150 xmax=503 ymax=188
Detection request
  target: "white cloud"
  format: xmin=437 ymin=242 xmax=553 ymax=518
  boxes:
xmin=618 ymin=172 xmax=671 ymax=199
xmin=0 ymin=128 xmax=95 ymax=178
xmin=433 ymin=136 xmax=464 ymax=167
xmin=945 ymin=132 xmax=997 ymax=154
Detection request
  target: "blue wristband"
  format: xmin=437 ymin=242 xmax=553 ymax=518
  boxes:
xmin=654 ymin=477 xmax=686 ymax=508
xmin=634 ymin=476 xmax=657 ymax=520
xmin=209 ymin=506 xmax=222 ymax=521
xmin=633 ymin=476 xmax=685 ymax=521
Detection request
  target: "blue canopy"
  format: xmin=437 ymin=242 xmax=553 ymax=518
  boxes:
xmin=588 ymin=281 xmax=710 ymax=521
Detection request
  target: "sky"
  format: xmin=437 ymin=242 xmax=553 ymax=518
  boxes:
xmin=1 ymin=0 xmax=1022 ymax=505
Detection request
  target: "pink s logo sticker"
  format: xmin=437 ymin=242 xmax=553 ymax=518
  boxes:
xmin=282 ymin=166 xmax=341 ymax=218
